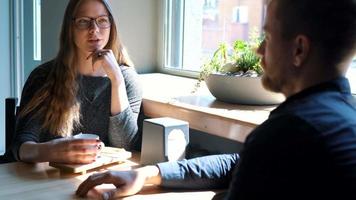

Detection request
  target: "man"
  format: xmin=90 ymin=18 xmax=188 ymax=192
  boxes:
xmin=76 ymin=0 xmax=356 ymax=199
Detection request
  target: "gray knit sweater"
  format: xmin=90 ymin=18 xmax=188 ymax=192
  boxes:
xmin=12 ymin=60 xmax=142 ymax=161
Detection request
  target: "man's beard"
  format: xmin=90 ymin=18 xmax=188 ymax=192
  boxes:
xmin=261 ymin=74 xmax=283 ymax=94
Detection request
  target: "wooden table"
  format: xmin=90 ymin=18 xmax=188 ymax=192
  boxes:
xmin=0 ymin=153 xmax=220 ymax=200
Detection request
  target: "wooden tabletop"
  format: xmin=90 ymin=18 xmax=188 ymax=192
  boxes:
xmin=0 ymin=153 xmax=220 ymax=200
xmin=140 ymin=73 xmax=276 ymax=142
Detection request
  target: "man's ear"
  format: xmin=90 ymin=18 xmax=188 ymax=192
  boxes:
xmin=293 ymin=35 xmax=310 ymax=67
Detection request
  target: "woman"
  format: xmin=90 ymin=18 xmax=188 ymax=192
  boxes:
xmin=11 ymin=0 xmax=142 ymax=164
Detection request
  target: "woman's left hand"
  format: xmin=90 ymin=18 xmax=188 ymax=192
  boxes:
xmin=87 ymin=49 xmax=129 ymax=115
xmin=87 ymin=49 xmax=123 ymax=83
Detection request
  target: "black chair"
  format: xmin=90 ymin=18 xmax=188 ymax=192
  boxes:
xmin=0 ymin=98 xmax=18 ymax=163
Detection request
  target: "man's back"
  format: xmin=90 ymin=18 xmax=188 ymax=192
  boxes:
xmin=226 ymin=77 xmax=356 ymax=199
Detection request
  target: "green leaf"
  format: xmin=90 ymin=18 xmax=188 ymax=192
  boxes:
xmin=193 ymin=28 xmax=264 ymax=93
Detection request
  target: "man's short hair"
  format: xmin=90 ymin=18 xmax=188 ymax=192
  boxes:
xmin=275 ymin=0 xmax=356 ymax=66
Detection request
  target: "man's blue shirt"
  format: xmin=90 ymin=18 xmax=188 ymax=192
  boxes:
xmin=158 ymin=77 xmax=356 ymax=199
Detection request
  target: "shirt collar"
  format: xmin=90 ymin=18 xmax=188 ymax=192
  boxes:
xmin=272 ymin=77 xmax=351 ymax=113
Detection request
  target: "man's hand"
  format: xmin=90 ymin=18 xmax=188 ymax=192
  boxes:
xmin=76 ymin=166 xmax=162 ymax=200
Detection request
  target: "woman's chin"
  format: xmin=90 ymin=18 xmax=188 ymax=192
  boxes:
xmin=87 ymin=44 xmax=103 ymax=52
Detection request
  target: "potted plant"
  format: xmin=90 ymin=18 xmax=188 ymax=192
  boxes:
xmin=194 ymin=32 xmax=284 ymax=105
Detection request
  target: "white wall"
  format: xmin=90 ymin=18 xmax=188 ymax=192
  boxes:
xmin=41 ymin=0 xmax=159 ymax=73
xmin=0 ymin=0 xmax=11 ymax=154
xmin=41 ymin=0 xmax=68 ymax=64
xmin=109 ymin=0 xmax=159 ymax=73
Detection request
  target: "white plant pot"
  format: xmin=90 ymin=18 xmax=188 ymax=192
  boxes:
xmin=205 ymin=73 xmax=285 ymax=105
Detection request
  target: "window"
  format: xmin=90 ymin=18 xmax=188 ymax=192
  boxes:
xmin=164 ymin=0 xmax=266 ymax=73
xmin=347 ymin=56 xmax=356 ymax=94
xmin=163 ymin=1 xmax=356 ymax=94
xmin=232 ymin=6 xmax=248 ymax=24
xmin=33 ymin=0 xmax=41 ymax=61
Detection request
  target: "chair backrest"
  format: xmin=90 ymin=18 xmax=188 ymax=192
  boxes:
xmin=5 ymin=98 xmax=18 ymax=150
xmin=0 ymin=97 xmax=18 ymax=163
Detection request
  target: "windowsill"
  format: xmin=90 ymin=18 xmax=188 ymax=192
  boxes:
xmin=140 ymin=73 xmax=276 ymax=143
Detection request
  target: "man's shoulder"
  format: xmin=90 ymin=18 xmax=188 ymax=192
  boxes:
xmin=250 ymin=113 xmax=316 ymax=140
xmin=275 ymin=89 xmax=356 ymax=131
xmin=251 ymin=90 xmax=356 ymax=155
xmin=242 ymin=113 xmax=314 ymax=154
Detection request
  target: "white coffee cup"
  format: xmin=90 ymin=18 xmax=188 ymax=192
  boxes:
xmin=73 ymin=133 xmax=100 ymax=140
xmin=73 ymin=133 xmax=105 ymax=151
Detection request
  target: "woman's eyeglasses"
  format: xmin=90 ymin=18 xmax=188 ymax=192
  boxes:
xmin=73 ymin=15 xmax=111 ymax=30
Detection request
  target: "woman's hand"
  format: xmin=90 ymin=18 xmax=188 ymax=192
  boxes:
xmin=87 ymin=49 xmax=123 ymax=83
xmin=19 ymin=138 xmax=101 ymax=164
xmin=76 ymin=166 xmax=162 ymax=199
xmin=46 ymin=138 xmax=101 ymax=164
xmin=87 ymin=49 xmax=130 ymax=115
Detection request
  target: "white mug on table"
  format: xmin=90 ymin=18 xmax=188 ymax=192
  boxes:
xmin=73 ymin=133 xmax=105 ymax=157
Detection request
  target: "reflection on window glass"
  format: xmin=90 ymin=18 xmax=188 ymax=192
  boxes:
xmin=165 ymin=0 xmax=265 ymax=72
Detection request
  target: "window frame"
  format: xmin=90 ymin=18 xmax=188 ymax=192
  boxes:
xmin=159 ymin=0 xmax=199 ymax=78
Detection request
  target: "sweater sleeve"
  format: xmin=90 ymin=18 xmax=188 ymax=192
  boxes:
xmin=11 ymin=65 xmax=50 ymax=161
xmin=108 ymin=66 xmax=143 ymax=150
xmin=157 ymin=154 xmax=239 ymax=189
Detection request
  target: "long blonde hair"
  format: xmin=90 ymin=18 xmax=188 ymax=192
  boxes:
xmin=19 ymin=0 xmax=133 ymax=137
